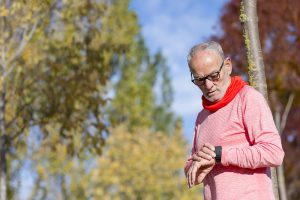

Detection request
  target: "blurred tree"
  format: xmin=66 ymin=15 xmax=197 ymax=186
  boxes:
xmin=152 ymin=52 xmax=176 ymax=133
xmin=25 ymin=125 xmax=95 ymax=200
xmin=29 ymin=0 xmax=139 ymax=155
xmin=3 ymin=0 xmax=195 ymax=199
xmin=109 ymin=37 xmax=177 ymax=133
xmin=1 ymin=0 xmax=139 ymax=199
xmin=0 ymin=1 xmax=54 ymax=199
xmin=211 ymin=0 xmax=300 ymax=199
xmin=25 ymin=123 xmax=202 ymax=199
xmin=19 ymin=0 xmax=140 ymax=198
xmin=89 ymin=123 xmax=201 ymax=199
xmin=274 ymin=93 xmax=294 ymax=200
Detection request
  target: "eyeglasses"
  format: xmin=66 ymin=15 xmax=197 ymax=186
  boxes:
xmin=191 ymin=60 xmax=224 ymax=86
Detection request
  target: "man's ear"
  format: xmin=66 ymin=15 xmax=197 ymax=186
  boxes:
xmin=225 ymin=57 xmax=232 ymax=75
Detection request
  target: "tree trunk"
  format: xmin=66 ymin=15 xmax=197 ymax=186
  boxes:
xmin=0 ymin=86 xmax=7 ymax=200
xmin=274 ymin=93 xmax=294 ymax=200
xmin=277 ymin=166 xmax=287 ymax=200
xmin=0 ymin=139 xmax=6 ymax=200
xmin=240 ymin=1 xmax=279 ymax=199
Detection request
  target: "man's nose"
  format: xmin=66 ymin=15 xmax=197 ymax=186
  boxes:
xmin=203 ymin=79 xmax=214 ymax=90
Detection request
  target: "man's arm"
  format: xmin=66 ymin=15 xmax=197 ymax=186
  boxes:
xmin=184 ymin=120 xmax=199 ymax=176
xmin=221 ymin=88 xmax=284 ymax=169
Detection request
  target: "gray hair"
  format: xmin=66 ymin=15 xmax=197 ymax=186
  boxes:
xmin=187 ymin=41 xmax=225 ymax=68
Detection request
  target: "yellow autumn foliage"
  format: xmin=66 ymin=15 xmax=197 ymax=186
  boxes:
xmin=28 ymin=124 xmax=202 ymax=199
xmin=88 ymin=124 xmax=202 ymax=199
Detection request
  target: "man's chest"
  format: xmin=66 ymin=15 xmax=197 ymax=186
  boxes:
xmin=194 ymin=105 xmax=249 ymax=151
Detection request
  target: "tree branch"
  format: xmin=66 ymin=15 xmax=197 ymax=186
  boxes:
xmin=275 ymin=109 xmax=281 ymax=132
xmin=5 ymin=21 xmax=39 ymax=71
xmin=279 ymin=93 xmax=294 ymax=134
xmin=5 ymin=100 xmax=32 ymax=130
xmin=9 ymin=122 xmax=27 ymax=141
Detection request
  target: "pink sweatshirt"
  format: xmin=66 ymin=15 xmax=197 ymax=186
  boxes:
xmin=185 ymin=85 xmax=284 ymax=200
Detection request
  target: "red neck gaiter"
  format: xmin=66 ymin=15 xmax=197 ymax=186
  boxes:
xmin=202 ymin=76 xmax=247 ymax=112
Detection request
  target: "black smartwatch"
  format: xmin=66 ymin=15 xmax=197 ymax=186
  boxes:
xmin=215 ymin=146 xmax=222 ymax=164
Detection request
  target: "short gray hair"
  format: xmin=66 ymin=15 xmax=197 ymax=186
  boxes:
xmin=187 ymin=41 xmax=225 ymax=68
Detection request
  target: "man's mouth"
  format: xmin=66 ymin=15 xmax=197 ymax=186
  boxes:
xmin=207 ymin=90 xmax=216 ymax=96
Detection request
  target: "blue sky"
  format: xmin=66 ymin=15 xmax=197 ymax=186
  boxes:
xmin=130 ymin=0 xmax=227 ymax=143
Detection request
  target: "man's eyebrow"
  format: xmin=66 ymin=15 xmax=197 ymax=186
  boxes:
xmin=196 ymin=69 xmax=219 ymax=79
xmin=207 ymin=70 xmax=219 ymax=75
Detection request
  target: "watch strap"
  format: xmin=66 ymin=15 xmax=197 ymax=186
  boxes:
xmin=215 ymin=146 xmax=222 ymax=164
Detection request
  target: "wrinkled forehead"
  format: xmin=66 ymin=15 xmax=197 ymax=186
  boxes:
xmin=193 ymin=49 xmax=223 ymax=61
xmin=190 ymin=50 xmax=222 ymax=68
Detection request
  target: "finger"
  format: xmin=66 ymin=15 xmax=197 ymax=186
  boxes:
xmin=202 ymin=146 xmax=216 ymax=158
xmin=187 ymin=166 xmax=193 ymax=188
xmin=187 ymin=167 xmax=190 ymax=187
xmin=204 ymin=143 xmax=215 ymax=151
xmin=197 ymin=151 xmax=213 ymax=160
xmin=201 ymin=158 xmax=215 ymax=167
xmin=189 ymin=168 xmax=194 ymax=188
xmin=188 ymin=170 xmax=191 ymax=188
xmin=197 ymin=172 xmax=206 ymax=183
xmin=192 ymin=154 xmax=201 ymax=162
xmin=191 ymin=167 xmax=196 ymax=186
xmin=191 ymin=163 xmax=199 ymax=186
xmin=187 ymin=173 xmax=190 ymax=188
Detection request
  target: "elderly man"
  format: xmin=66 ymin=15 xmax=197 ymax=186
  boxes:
xmin=184 ymin=41 xmax=284 ymax=200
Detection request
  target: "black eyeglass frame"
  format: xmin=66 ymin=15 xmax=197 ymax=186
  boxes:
xmin=190 ymin=59 xmax=225 ymax=86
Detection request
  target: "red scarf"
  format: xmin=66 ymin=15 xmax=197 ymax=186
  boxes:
xmin=202 ymin=76 xmax=247 ymax=112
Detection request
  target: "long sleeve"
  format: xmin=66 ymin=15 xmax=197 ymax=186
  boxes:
xmin=184 ymin=122 xmax=198 ymax=176
xmin=221 ymin=88 xmax=285 ymax=169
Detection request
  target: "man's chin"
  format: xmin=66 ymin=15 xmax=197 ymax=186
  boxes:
xmin=204 ymin=95 xmax=220 ymax=103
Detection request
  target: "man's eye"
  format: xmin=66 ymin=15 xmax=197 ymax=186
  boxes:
xmin=210 ymin=73 xmax=219 ymax=78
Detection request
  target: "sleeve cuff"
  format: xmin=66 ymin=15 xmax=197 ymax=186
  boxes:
xmin=221 ymin=146 xmax=230 ymax=166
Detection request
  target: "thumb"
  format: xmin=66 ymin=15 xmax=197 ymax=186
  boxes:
xmin=197 ymin=172 xmax=207 ymax=183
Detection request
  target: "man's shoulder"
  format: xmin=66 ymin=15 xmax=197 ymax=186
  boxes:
xmin=238 ymin=85 xmax=267 ymax=104
xmin=239 ymin=85 xmax=256 ymax=94
xmin=238 ymin=85 xmax=263 ymax=98
xmin=195 ymin=109 xmax=209 ymax=123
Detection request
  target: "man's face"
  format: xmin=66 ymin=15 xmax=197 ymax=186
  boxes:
xmin=189 ymin=50 xmax=232 ymax=103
